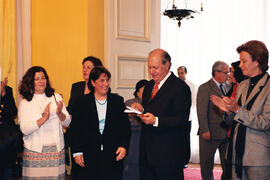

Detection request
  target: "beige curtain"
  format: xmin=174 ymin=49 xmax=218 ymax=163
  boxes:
xmin=16 ymin=0 xmax=31 ymax=85
xmin=0 ymin=0 xmax=17 ymax=93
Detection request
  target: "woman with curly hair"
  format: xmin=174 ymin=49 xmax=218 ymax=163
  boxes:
xmin=18 ymin=66 xmax=71 ymax=179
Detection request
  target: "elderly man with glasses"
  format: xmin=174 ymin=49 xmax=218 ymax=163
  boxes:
xmin=197 ymin=61 xmax=230 ymax=180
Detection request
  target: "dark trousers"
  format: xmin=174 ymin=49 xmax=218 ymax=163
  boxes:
xmin=0 ymin=168 xmax=12 ymax=180
xmin=199 ymin=136 xmax=228 ymax=180
xmin=140 ymin=164 xmax=184 ymax=180
xmin=71 ymin=158 xmax=79 ymax=180
xmin=184 ymin=121 xmax=191 ymax=165
xmin=76 ymin=151 xmax=122 ymax=180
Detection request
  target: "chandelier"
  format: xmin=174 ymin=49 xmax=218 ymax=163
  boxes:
xmin=163 ymin=0 xmax=203 ymax=27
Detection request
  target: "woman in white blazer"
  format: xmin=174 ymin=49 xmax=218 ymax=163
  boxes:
xmin=18 ymin=66 xmax=71 ymax=179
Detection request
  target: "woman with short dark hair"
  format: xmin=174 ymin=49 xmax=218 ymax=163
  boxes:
xmin=18 ymin=66 xmax=71 ymax=179
xmin=71 ymin=66 xmax=131 ymax=180
xmin=67 ymin=56 xmax=103 ymax=179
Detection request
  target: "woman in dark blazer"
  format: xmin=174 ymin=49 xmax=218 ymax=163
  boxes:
xmin=67 ymin=56 xmax=103 ymax=179
xmin=67 ymin=56 xmax=103 ymax=114
xmin=70 ymin=66 xmax=131 ymax=180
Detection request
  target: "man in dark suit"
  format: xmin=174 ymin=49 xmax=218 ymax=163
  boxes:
xmin=133 ymin=49 xmax=191 ymax=180
xmin=0 ymin=78 xmax=17 ymax=126
xmin=0 ymin=77 xmax=19 ymax=180
xmin=197 ymin=61 xmax=230 ymax=180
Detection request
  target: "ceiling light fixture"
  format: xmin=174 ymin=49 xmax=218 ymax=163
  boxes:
xmin=163 ymin=0 xmax=203 ymax=27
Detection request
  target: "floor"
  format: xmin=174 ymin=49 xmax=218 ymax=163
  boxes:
xmin=13 ymin=163 xmax=222 ymax=180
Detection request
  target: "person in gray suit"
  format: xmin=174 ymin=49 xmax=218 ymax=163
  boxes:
xmin=197 ymin=61 xmax=230 ymax=180
xmin=211 ymin=40 xmax=270 ymax=180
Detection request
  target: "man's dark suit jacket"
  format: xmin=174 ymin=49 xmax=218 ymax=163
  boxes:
xmin=67 ymin=81 xmax=86 ymax=114
xmin=140 ymin=73 xmax=191 ymax=168
xmin=197 ymin=79 xmax=228 ymax=139
xmin=0 ymin=86 xmax=18 ymax=168
xmin=0 ymin=86 xmax=17 ymax=126
xmin=70 ymin=92 xmax=131 ymax=176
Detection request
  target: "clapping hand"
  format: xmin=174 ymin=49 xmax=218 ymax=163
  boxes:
xmin=210 ymin=95 xmax=238 ymax=113
xmin=56 ymin=100 xmax=63 ymax=115
xmin=210 ymin=95 xmax=229 ymax=112
xmin=42 ymin=102 xmax=51 ymax=120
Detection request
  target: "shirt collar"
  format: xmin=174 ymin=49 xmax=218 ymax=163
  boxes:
xmin=212 ymin=78 xmax=223 ymax=87
xmin=157 ymin=71 xmax=171 ymax=89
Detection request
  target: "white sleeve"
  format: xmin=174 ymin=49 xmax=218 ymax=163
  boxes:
xmin=18 ymin=100 xmax=39 ymax=135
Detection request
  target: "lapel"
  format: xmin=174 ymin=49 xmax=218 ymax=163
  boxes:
xmin=103 ymin=94 xmax=112 ymax=135
xmin=88 ymin=93 xmax=100 ymax=130
xmin=144 ymin=80 xmax=155 ymax=103
xmin=149 ymin=73 xmax=173 ymax=102
xmin=209 ymin=79 xmax=223 ymax=97
xmin=78 ymin=81 xmax=86 ymax=95
xmin=242 ymin=73 xmax=269 ymax=107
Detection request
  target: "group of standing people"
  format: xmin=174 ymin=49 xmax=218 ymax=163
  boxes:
xmin=197 ymin=40 xmax=270 ymax=180
xmin=1 ymin=39 xmax=270 ymax=180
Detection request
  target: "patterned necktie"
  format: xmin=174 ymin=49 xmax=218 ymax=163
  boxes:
xmin=219 ymin=84 xmax=225 ymax=96
xmin=152 ymin=82 xmax=160 ymax=98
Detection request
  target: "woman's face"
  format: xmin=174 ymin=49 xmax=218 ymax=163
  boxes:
xmin=34 ymin=71 xmax=47 ymax=94
xmin=239 ymin=51 xmax=260 ymax=77
xmin=83 ymin=61 xmax=94 ymax=81
xmin=228 ymin=66 xmax=236 ymax=84
xmin=91 ymin=73 xmax=110 ymax=97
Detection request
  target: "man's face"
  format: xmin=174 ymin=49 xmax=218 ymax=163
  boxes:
xmin=177 ymin=67 xmax=186 ymax=80
xmin=148 ymin=52 xmax=170 ymax=83
xmin=215 ymin=65 xmax=229 ymax=83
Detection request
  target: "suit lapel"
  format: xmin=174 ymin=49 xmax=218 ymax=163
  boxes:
xmin=244 ymin=73 xmax=269 ymax=106
xmin=149 ymin=74 xmax=173 ymax=102
xmin=145 ymin=80 xmax=155 ymax=103
xmin=79 ymin=81 xmax=86 ymax=95
xmin=209 ymin=79 xmax=223 ymax=97
xmin=103 ymin=94 xmax=112 ymax=135
xmin=88 ymin=93 xmax=102 ymax=135
xmin=240 ymin=81 xmax=249 ymax=107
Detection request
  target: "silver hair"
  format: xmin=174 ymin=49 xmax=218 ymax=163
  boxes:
xmin=212 ymin=61 xmax=228 ymax=77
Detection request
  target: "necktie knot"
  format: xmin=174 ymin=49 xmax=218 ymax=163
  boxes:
xmin=152 ymin=82 xmax=160 ymax=98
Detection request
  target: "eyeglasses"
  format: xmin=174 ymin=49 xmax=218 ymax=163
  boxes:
xmin=218 ymin=71 xmax=229 ymax=75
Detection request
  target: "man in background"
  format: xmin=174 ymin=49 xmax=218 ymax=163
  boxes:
xmin=197 ymin=61 xmax=230 ymax=180
xmin=0 ymin=77 xmax=19 ymax=180
xmin=177 ymin=66 xmax=197 ymax=168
